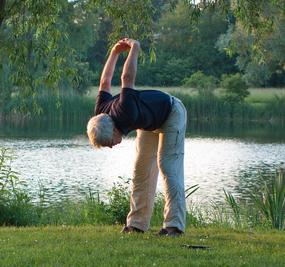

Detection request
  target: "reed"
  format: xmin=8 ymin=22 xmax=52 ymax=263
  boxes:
xmin=3 ymin=92 xmax=94 ymax=130
xmin=223 ymin=190 xmax=241 ymax=228
xmin=250 ymin=168 xmax=285 ymax=230
xmin=171 ymin=92 xmax=285 ymax=124
xmin=2 ymin=90 xmax=285 ymax=130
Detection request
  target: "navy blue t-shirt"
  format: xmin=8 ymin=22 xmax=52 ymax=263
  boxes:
xmin=95 ymin=88 xmax=172 ymax=135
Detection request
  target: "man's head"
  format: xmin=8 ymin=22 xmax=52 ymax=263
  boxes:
xmin=87 ymin=114 xmax=122 ymax=148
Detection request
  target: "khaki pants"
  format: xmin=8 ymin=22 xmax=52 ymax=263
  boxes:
xmin=126 ymin=97 xmax=187 ymax=232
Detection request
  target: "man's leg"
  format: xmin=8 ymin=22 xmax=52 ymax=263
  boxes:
xmin=126 ymin=130 xmax=159 ymax=232
xmin=158 ymin=98 xmax=187 ymax=232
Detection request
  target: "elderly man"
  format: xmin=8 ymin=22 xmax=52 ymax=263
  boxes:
xmin=87 ymin=38 xmax=187 ymax=236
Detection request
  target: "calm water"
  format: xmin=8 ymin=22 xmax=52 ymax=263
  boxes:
xmin=1 ymin=123 xmax=285 ymax=204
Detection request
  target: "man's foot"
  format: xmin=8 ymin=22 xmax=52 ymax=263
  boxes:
xmin=158 ymin=227 xmax=183 ymax=237
xmin=121 ymin=225 xmax=144 ymax=233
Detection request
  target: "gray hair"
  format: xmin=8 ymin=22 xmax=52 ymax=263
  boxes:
xmin=87 ymin=113 xmax=114 ymax=148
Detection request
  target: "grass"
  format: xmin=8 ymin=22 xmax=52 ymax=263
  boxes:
xmin=246 ymin=88 xmax=285 ymax=103
xmin=0 ymin=225 xmax=284 ymax=267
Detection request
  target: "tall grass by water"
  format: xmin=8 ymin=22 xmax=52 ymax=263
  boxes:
xmin=223 ymin=167 xmax=285 ymax=230
xmin=172 ymin=92 xmax=285 ymax=125
xmin=1 ymin=88 xmax=285 ymax=130
xmin=2 ymin=93 xmax=94 ymax=131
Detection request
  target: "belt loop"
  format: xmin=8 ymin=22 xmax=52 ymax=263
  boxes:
xmin=171 ymin=96 xmax=175 ymax=106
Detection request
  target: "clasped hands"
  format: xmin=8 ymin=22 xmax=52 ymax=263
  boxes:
xmin=112 ymin=38 xmax=140 ymax=54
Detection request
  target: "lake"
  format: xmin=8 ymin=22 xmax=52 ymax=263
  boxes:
xmin=0 ymin=123 xmax=285 ymax=205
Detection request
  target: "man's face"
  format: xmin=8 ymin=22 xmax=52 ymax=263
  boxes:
xmin=101 ymin=127 xmax=122 ymax=148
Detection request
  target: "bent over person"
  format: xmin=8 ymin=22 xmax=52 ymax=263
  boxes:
xmin=87 ymin=38 xmax=187 ymax=236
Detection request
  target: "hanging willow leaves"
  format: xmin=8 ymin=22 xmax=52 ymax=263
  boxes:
xmin=0 ymin=0 xmax=155 ymax=114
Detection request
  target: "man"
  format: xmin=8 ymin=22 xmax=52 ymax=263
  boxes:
xmin=87 ymin=38 xmax=187 ymax=236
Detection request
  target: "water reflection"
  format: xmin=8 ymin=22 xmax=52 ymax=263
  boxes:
xmin=234 ymin=163 xmax=285 ymax=201
xmin=187 ymin=121 xmax=285 ymax=143
xmin=1 ymin=120 xmax=285 ymax=142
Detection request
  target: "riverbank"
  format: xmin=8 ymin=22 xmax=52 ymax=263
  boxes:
xmin=1 ymin=87 xmax=285 ymax=131
xmin=0 ymin=225 xmax=284 ymax=267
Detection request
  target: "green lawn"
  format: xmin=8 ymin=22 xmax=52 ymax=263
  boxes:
xmin=1 ymin=226 xmax=284 ymax=267
xmin=246 ymin=88 xmax=285 ymax=103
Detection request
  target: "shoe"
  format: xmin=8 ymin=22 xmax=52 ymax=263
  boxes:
xmin=158 ymin=227 xmax=183 ymax=237
xmin=121 ymin=225 xmax=144 ymax=233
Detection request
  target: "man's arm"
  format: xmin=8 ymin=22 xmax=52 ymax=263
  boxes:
xmin=121 ymin=39 xmax=140 ymax=89
xmin=99 ymin=40 xmax=129 ymax=93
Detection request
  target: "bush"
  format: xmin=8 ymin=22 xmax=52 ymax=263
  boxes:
xmin=220 ymin=73 xmax=249 ymax=103
xmin=182 ymin=71 xmax=218 ymax=95
xmin=107 ymin=177 xmax=131 ymax=224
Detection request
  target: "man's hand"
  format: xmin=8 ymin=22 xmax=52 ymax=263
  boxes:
xmin=123 ymin=38 xmax=140 ymax=48
xmin=112 ymin=38 xmax=140 ymax=54
xmin=112 ymin=39 xmax=130 ymax=54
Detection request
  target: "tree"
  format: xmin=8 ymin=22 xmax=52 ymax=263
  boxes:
xmin=220 ymin=73 xmax=249 ymax=121
xmin=0 ymin=0 xmax=155 ymax=113
xmin=186 ymin=0 xmax=285 ymax=46
xmin=183 ymin=71 xmax=218 ymax=96
xmin=220 ymin=73 xmax=249 ymax=103
xmin=217 ymin=7 xmax=285 ymax=87
xmin=136 ymin=0 xmax=236 ymax=86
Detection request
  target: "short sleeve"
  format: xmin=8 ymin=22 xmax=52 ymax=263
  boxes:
xmin=95 ymin=91 xmax=113 ymax=115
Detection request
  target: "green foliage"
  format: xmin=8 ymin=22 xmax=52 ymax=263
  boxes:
xmin=0 ymin=148 xmax=33 ymax=226
xmin=152 ymin=1 xmax=235 ymax=83
xmin=0 ymin=63 xmax=13 ymax=113
xmin=183 ymin=71 xmax=218 ymax=95
xmin=0 ymin=0 xmax=156 ymax=113
xmin=250 ymin=168 xmax=285 ymax=230
xmin=150 ymin=193 xmax=164 ymax=226
xmin=107 ymin=177 xmax=131 ymax=224
xmin=217 ymin=5 xmax=285 ymax=87
xmin=220 ymin=73 xmax=249 ymax=104
xmin=0 ymin=0 xmax=76 ymax=113
xmin=243 ymin=63 xmax=271 ymax=87
xmin=0 ymin=0 xmax=285 ymax=116
xmin=72 ymin=62 xmax=94 ymax=95
xmin=189 ymin=1 xmax=285 ymax=60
